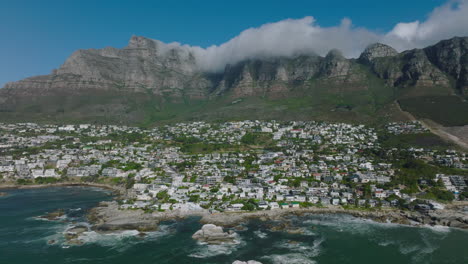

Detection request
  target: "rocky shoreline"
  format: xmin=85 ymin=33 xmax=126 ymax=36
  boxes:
xmin=0 ymin=182 xmax=125 ymax=196
xmin=10 ymin=184 xmax=467 ymax=245
xmin=201 ymin=204 xmax=468 ymax=229
xmin=30 ymin=199 xmax=468 ymax=246
xmin=86 ymin=201 xmax=468 ymax=235
xmin=10 ymin=183 xmax=467 ymax=231
xmin=87 ymin=201 xmax=207 ymax=232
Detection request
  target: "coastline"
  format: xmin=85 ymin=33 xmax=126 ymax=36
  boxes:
xmin=2 ymin=188 xmax=467 ymax=263
xmin=2 ymin=183 xmax=466 ymax=233
xmin=200 ymin=205 xmax=468 ymax=230
xmin=87 ymin=200 xmax=468 ymax=233
xmin=0 ymin=182 xmax=125 ymax=196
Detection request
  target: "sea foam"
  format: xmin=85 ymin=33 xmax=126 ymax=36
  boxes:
xmin=188 ymin=239 xmax=245 ymax=259
xmin=263 ymin=253 xmax=317 ymax=264
xmin=254 ymin=230 xmax=268 ymax=239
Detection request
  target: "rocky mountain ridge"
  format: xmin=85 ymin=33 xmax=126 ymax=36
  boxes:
xmin=1 ymin=36 xmax=467 ymax=124
xmin=4 ymin=36 xmax=468 ymax=97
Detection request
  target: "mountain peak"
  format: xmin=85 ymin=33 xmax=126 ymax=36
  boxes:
xmin=1 ymin=36 xmax=467 ymax=125
xmin=359 ymin=43 xmax=398 ymax=63
xmin=325 ymin=49 xmax=345 ymax=60
xmin=127 ymin=35 xmax=158 ymax=49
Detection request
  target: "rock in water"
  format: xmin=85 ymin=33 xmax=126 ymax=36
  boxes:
xmin=64 ymin=225 xmax=88 ymax=238
xmin=192 ymin=224 xmax=238 ymax=244
xmin=38 ymin=209 xmax=65 ymax=221
xmin=63 ymin=225 xmax=89 ymax=246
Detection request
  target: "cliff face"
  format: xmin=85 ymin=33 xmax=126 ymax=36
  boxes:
xmin=4 ymin=36 xmax=468 ymax=98
xmin=213 ymin=38 xmax=468 ymax=99
xmin=213 ymin=49 xmax=370 ymax=98
xmin=211 ymin=37 xmax=468 ymax=99
xmin=424 ymin=37 xmax=468 ymax=93
xmin=1 ymin=36 xmax=467 ymax=123
xmin=358 ymin=43 xmax=451 ymax=89
xmin=3 ymin=36 xmax=212 ymax=99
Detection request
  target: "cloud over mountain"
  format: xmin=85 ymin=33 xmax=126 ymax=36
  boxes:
xmin=190 ymin=16 xmax=380 ymax=72
xmin=383 ymin=0 xmax=468 ymax=50
xmin=151 ymin=0 xmax=468 ymax=72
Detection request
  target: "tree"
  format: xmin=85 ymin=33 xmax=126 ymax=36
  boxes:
xmin=459 ymin=191 xmax=468 ymax=200
xmin=363 ymin=183 xmax=372 ymax=199
xmin=189 ymin=195 xmax=200 ymax=203
xmin=429 ymin=188 xmax=455 ymax=201
xmin=290 ymin=178 xmax=301 ymax=188
xmin=122 ymin=162 xmax=142 ymax=171
xmin=274 ymin=175 xmax=281 ymax=182
xmin=16 ymin=178 xmax=32 ymax=185
xmin=241 ymin=203 xmax=256 ymax=211
xmin=223 ymin=176 xmax=236 ymax=184
xmin=300 ymin=202 xmax=314 ymax=208
xmin=241 ymin=199 xmax=258 ymax=211
xmin=436 ymin=178 xmax=444 ymax=188
xmin=35 ymin=177 xmax=59 ymax=184
xmin=125 ymin=174 xmax=136 ymax=189
xmin=174 ymin=136 xmax=201 ymax=144
xmin=156 ymin=190 xmax=169 ymax=201
xmin=241 ymin=133 xmax=256 ymax=145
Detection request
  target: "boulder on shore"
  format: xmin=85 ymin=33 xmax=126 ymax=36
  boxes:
xmin=192 ymin=224 xmax=238 ymax=244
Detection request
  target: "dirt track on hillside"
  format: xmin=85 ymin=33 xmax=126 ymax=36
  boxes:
xmin=395 ymin=101 xmax=468 ymax=151
xmin=420 ymin=119 xmax=468 ymax=151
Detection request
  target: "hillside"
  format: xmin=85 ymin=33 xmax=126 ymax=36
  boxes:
xmin=1 ymin=36 xmax=467 ymax=126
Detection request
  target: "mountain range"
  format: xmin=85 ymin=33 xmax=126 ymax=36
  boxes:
xmin=1 ymin=36 xmax=467 ymax=126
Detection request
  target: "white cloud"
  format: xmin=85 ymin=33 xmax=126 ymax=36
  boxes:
xmin=152 ymin=0 xmax=468 ymax=72
xmin=188 ymin=16 xmax=380 ymax=72
xmin=383 ymin=0 xmax=468 ymax=50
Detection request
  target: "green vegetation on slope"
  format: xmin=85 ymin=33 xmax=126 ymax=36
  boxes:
xmin=3 ymin=70 xmax=467 ymax=127
xmin=398 ymin=96 xmax=468 ymax=126
xmin=379 ymin=132 xmax=454 ymax=150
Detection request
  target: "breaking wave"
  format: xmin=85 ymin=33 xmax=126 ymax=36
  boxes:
xmin=77 ymin=230 xmax=141 ymax=250
xmin=188 ymin=239 xmax=245 ymax=259
xmin=302 ymin=214 xmax=403 ymax=235
xmin=254 ymin=230 xmax=268 ymax=239
xmin=262 ymin=253 xmax=317 ymax=264
xmin=274 ymin=237 xmax=323 ymax=258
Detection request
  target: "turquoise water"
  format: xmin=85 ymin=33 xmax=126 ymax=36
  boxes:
xmin=0 ymin=187 xmax=467 ymax=264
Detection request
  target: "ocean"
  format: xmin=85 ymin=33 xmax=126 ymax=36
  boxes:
xmin=0 ymin=187 xmax=467 ymax=264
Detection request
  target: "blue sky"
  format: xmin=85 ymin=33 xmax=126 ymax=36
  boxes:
xmin=0 ymin=0 xmax=456 ymax=87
